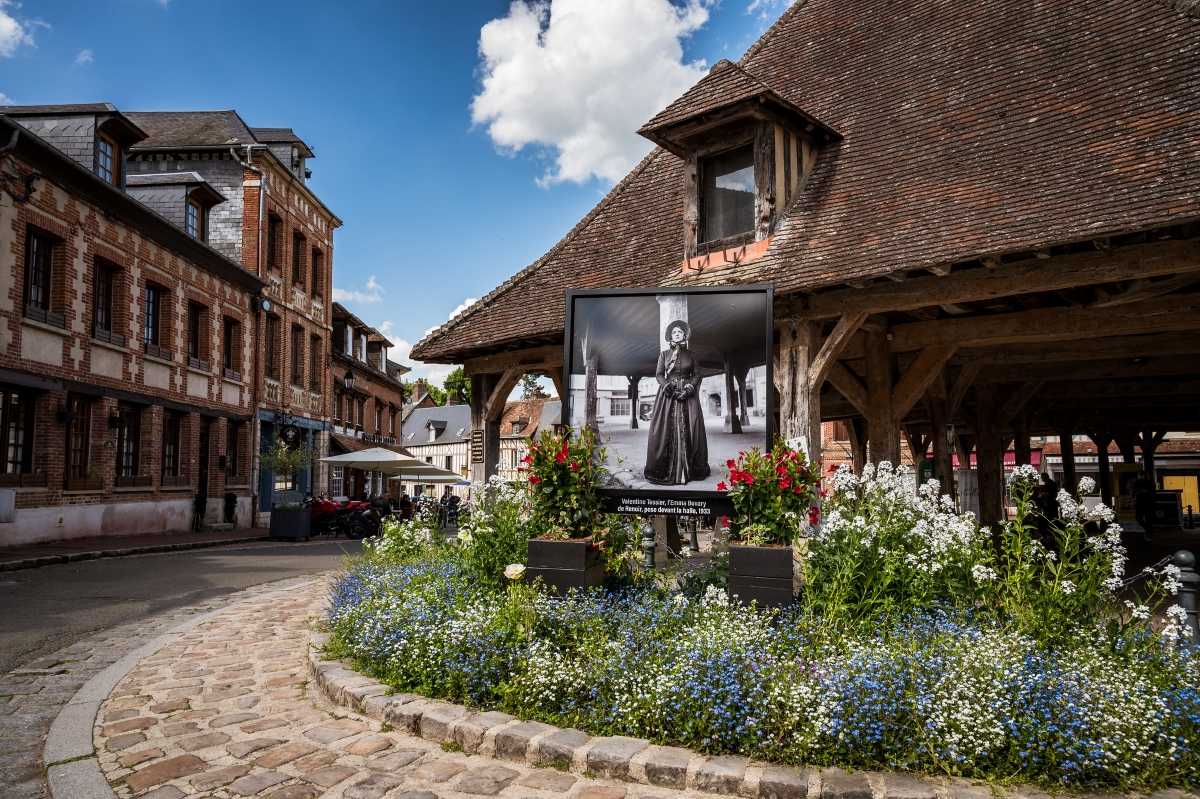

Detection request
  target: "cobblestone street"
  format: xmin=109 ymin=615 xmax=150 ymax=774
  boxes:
xmin=87 ymin=578 xmax=709 ymax=799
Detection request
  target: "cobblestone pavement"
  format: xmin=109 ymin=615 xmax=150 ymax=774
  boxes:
xmin=92 ymin=579 xmax=734 ymax=799
xmin=0 ymin=576 xmax=317 ymax=799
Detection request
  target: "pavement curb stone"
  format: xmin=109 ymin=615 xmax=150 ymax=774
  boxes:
xmin=306 ymin=630 xmax=1003 ymax=799
xmin=0 ymin=535 xmax=269 ymax=572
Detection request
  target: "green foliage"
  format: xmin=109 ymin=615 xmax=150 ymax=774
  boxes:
xmin=721 ymin=441 xmax=821 ymax=545
xmin=456 ymin=477 xmax=532 ymax=585
xmin=525 ymin=426 xmax=606 ymax=540
xmin=259 ymin=438 xmax=314 ymax=479
xmin=443 ymin=367 xmax=471 ymax=404
xmin=519 ymin=373 xmax=550 ymax=399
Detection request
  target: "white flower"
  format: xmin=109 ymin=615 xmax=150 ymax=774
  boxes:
xmin=504 ymin=563 xmax=526 ymax=581
xmin=1007 ymin=464 xmax=1041 ymax=489
xmin=1077 ymin=476 xmax=1096 ymax=495
xmin=1059 ymin=580 xmax=1077 ymax=595
xmin=971 ymin=564 xmax=998 ymax=582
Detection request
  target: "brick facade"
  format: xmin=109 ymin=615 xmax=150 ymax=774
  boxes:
xmin=0 ymin=138 xmax=262 ymax=545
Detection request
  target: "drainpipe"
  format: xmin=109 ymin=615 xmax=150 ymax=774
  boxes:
xmin=232 ymin=145 xmax=267 ymax=524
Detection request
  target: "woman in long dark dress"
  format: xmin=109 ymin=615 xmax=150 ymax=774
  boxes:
xmin=644 ymin=321 xmax=710 ymax=485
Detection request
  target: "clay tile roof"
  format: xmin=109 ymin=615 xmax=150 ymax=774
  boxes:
xmin=640 ymin=59 xmax=772 ymax=133
xmin=125 ymin=110 xmax=256 ymax=149
xmin=638 ymin=60 xmax=839 ymax=154
xmin=413 ymin=0 xmax=1200 ymax=363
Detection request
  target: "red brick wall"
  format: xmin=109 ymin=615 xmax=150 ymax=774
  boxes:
xmin=0 ymin=152 xmax=256 ymax=514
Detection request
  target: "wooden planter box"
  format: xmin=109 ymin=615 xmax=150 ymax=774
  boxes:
xmin=526 ymin=539 xmax=604 ymax=593
xmin=270 ymin=506 xmax=311 ymax=540
xmin=729 ymin=544 xmax=795 ymax=608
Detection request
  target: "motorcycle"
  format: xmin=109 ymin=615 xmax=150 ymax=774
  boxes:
xmin=305 ymin=495 xmax=380 ymax=539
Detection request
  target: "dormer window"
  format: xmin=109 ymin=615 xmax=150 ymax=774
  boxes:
xmin=636 ymin=59 xmax=841 ymax=263
xmin=185 ymin=200 xmax=203 ymax=240
xmin=96 ymin=135 xmax=118 ymax=185
xmin=701 ymin=145 xmax=755 ymax=244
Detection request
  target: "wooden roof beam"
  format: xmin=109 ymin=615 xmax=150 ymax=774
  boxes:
xmin=781 ymin=239 xmax=1200 ymax=321
xmin=886 ymin=296 xmax=1200 ymax=353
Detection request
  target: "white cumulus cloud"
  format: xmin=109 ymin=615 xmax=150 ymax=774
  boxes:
xmin=471 ymin=0 xmax=711 ymax=186
xmin=0 ymin=1 xmax=39 ymax=58
xmin=332 ymin=275 xmax=383 ymax=304
xmin=0 ymin=92 xmax=11 ymax=104
xmin=75 ymin=48 xmax=93 ymax=65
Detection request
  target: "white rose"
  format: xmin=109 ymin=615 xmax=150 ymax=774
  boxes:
xmin=504 ymin=563 xmax=526 ymax=581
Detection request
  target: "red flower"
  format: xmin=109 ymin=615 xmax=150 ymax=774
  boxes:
xmin=742 ymin=472 xmax=754 ymax=486
xmin=776 ymin=464 xmax=789 ymax=477
xmin=726 ymin=458 xmax=736 ymax=470
xmin=569 ymin=461 xmax=580 ymax=471
xmin=808 ymin=506 xmax=820 ymax=526
xmin=716 ymin=481 xmax=728 ymax=492
xmin=779 ymin=477 xmax=791 ymax=490
xmin=520 ymin=454 xmax=532 ymax=464
xmin=794 ymin=483 xmax=805 ymax=494
xmin=555 ymin=450 xmax=567 ymax=464
xmin=528 ymin=475 xmax=542 ymax=485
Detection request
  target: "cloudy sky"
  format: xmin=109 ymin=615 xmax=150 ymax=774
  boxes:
xmin=1 ymin=0 xmax=792 ymax=386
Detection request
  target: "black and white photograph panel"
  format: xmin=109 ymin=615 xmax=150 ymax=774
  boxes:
xmin=566 ymin=289 xmax=771 ymax=493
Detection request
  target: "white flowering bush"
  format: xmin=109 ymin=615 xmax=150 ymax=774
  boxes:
xmin=804 ymin=463 xmax=987 ymax=627
xmin=328 ymin=460 xmax=1200 ymax=789
xmin=361 ymin=515 xmax=439 ymax=563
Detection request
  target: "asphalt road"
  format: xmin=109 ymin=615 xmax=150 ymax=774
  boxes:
xmin=0 ymin=538 xmax=362 ymax=674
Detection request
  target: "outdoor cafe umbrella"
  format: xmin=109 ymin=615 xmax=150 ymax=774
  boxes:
xmin=388 ymin=472 xmax=470 ymax=485
xmin=319 ymin=447 xmax=427 ymax=474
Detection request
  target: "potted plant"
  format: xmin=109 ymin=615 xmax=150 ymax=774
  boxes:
xmin=719 ymin=442 xmax=820 ymax=607
xmin=522 ymin=426 xmax=606 ymax=592
xmin=260 ymin=438 xmax=314 ymax=540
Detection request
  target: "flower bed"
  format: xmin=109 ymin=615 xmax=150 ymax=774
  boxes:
xmin=328 ymin=458 xmax=1199 ymax=790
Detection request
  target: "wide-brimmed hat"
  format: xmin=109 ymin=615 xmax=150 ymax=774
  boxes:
xmin=664 ymin=320 xmax=690 ymax=341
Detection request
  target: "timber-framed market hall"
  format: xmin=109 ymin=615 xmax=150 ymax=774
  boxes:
xmin=412 ymin=1 xmax=1200 ymax=541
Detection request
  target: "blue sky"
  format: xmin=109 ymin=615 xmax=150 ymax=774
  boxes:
xmin=1 ymin=0 xmax=789 ymax=383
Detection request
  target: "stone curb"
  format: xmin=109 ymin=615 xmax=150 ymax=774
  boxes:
xmin=42 ymin=576 xmax=320 ymax=799
xmin=0 ymin=535 xmax=270 ymax=572
xmin=306 ymin=631 xmax=1016 ymax=799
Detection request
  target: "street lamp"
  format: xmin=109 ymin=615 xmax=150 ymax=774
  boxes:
xmin=343 ymin=370 xmax=355 ymax=391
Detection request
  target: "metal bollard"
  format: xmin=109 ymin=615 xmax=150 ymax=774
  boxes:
xmin=1173 ymin=550 xmax=1200 ymax=643
xmin=641 ymin=518 xmax=656 ymax=570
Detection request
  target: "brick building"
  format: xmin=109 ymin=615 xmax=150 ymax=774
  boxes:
xmin=124 ymin=111 xmax=342 ymax=521
xmin=327 ymin=302 xmax=409 ymax=499
xmin=0 ymin=105 xmax=264 ymax=544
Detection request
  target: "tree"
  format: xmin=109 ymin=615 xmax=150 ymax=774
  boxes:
xmin=520 ymin=373 xmax=550 ymax=400
xmin=444 ymin=367 xmax=471 ymax=404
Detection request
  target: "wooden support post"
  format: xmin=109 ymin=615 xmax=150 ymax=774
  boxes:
xmin=723 ymin=359 xmax=742 ymax=434
xmin=927 ymin=374 xmax=953 ymax=493
xmin=1140 ymin=429 xmax=1167 ymax=484
xmin=1115 ymin=430 xmax=1138 ymax=465
xmin=1013 ymin=411 xmax=1032 ymax=467
xmin=1058 ymin=428 xmax=1077 ymax=492
xmin=849 ymin=417 xmax=867 ymax=474
xmin=627 ymin=375 xmax=640 ymax=430
xmin=865 ymin=330 xmax=899 ymax=464
xmin=906 ymin=426 xmax=929 ymax=463
xmin=976 ymin=392 xmax=1006 ymax=530
xmin=792 ymin=323 xmax=822 ymax=462
xmin=1089 ymin=431 xmax=1113 ymax=505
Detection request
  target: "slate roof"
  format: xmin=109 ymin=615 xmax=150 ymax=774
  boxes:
xmin=412 ymin=0 xmax=1200 ymax=363
xmin=125 ymin=110 xmax=257 ymax=149
xmin=402 ymin=404 xmax=473 ymax=446
xmin=250 ymin=127 xmax=314 ymax=157
xmin=1 ymin=103 xmax=120 ymax=115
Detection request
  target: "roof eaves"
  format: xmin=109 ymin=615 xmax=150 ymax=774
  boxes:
xmin=0 ymin=116 xmax=264 ymax=293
